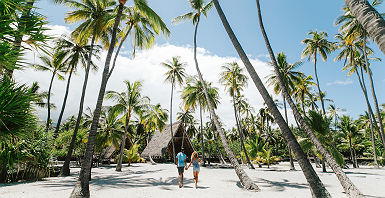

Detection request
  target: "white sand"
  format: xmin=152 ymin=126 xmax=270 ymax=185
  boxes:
xmin=1 ymin=162 xmax=384 ymax=198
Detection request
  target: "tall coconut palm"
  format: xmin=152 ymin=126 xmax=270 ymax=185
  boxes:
xmin=336 ymin=2 xmax=385 ymax=153
xmin=33 ymin=52 xmax=66 ymax=132
xmin=344 ymin=0 xmax=385 ymax=55
xmin=338 ymin=116 xmax=360 ymax=168
xmin=69 ymin=0 xmax=126 ymax=196
xmin=53 ymin=37 xmax=97 ymax=139
xmin=181 ymin=76 xmax=220 ymax=166
xmin=174 ymin=0 xmax=259 ymax=191
xmin=219 ymin=62 xmax=254 ymax=169
xmin=105 ymin=80 xmax=149 ymax=171
xmin=213 ymin=0 xmax=362 ymax=196
xmin=302 ymin=31 xmax=334 ymax=115
xmin=162 ymin=56 xmax=186 ymax=163
xmin=144 ymin=103 xmax=168 ymax=144
xmin=252 ymin=0 xmax=363 ymax=196
xmin=266 ymin=52 xmax=303 ymax=170
xmin=96 ymin=106 xmax=125 ymax=152
xmin=60 ymin=0 xmax=115 ymax=176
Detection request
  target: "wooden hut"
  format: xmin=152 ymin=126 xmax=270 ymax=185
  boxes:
xmin=141 ymin=122 xmax=195 ymax=160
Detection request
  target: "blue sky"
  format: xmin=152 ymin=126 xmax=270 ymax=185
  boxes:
xmin=33 ymin=0 xmax=385 ymax=123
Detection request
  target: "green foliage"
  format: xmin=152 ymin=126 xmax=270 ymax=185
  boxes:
xmin=0 ymin=77 xmax=36 ymax=138
xmin=53 ymin=128 xmax=88 ymax=160
xmin=114 ymin=144 xmax=143 ymax=164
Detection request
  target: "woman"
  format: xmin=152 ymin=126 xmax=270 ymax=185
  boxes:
xmin=186 ymin=151 xmax=202 ymax=188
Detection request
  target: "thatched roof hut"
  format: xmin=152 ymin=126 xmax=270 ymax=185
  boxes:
xmin=141 ymin=122 xmax=195 ymax=160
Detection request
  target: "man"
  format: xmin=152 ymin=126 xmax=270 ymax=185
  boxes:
xmin=176 ymin=148 xmax=187 ymax=188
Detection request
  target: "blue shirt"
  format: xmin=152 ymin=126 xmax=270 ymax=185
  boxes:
xmin=176 ymin=152 xmax=186 ymax=167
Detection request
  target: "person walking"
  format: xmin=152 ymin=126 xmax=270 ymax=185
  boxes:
xmin=176 ymin=148 xmax=187 ymax=188
xmin=186 ymin=151 xmax=202 ymax=188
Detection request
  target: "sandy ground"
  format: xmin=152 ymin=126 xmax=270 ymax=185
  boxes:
xmin=1 ymin=162 xmax=385 ymax=198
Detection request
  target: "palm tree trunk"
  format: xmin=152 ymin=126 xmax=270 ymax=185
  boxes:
xmin=199 ymin=106 xmax=205 ymax=166
xmin=46 ymin=72 xmax=55 ymax=132
xmin=169 ymin=83 xmax=176 ymax=163
xmin=369 ymin=112 xmax=379 ymax=168
xmin=283 ymin=94 xmax=296 ymax=170
xmin=353 ymin=147 xmax=359 ymax=168
xmin=253 ymin=0 xmax=364 ymax=196
xmin=54 ymin=65 xmax=75 ymax=139
xmin=192 ymin=14 xmax=259 ymax=191
xmin=348 ymin=137 xmax=356 ymax=168
xmin=108 ymin=24 xmax=133 ymax=80
xmin=116 ymin=113 xmax=130 ymax=171
xmin=313 ymin=53 xmax=326 ymax=115
xmin=344 ymin=0 xmax=385 ymax=55
xmin=362 ymin=33 xmax=385 ymax=150
xmin=233 ymin=94 xmax=254 ymax=169
xmin=61 ymin=35 xmax=96 ymax=177
xmin=69 ymin=3 xmax=124 ymax=197
xmin=214 ymin=0 xmax=330 ymax=196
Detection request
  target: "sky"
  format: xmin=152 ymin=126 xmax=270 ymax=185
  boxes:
xmin=15 ymin=0 xmax=385 ymax=129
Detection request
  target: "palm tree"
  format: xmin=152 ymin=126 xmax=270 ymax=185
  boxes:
xmin=144 ymin=103 xmax=168 ymax=144
xmin=33 ymin=52 xmax=66 ymax=132
xmin=53 ymin=37 xmax=96 ymax=139
xmin=213 ymin=0 xmax=362 ymax=196
xmin=302 ymin=31 xmax=334 ymax=115
xmin=344 ymin=0 xmax=385 ymax=55
xmin=162 ymin=56 xmax=186 ymax=163
xmin=253 ymin=0 xmax=364 ymax=196
xmin=338 ymin=116 xmax=360 ymax=168
xmin=335 ymin=32 xmax=385 ymax=152
xmin=174 ymin=0 xmax=259 ymax=190
xmin=60 ymin=0 xmax=114 ymax=177
xmin=69 ymin=1 xmax=126 ymax=195
xmin=266 ymin=52 xmax=303 ymax=170
xmin=336 ymin=2 xmax=385 ymax=154
xmin=182 ymin=76 xmax=220 ymax=166
xmin=105 ymin=80 xmax=149 ymax=172
xmin=219 ymin=62 xmax=254 ymax=169
xmin=293 ymin=75 xmax=315 ymax=116
xmin=358 ymin=112 xmax=379 ymax=167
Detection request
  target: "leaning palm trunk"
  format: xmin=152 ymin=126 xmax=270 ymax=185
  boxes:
xmin=362 ymin=33 xmax=385 ymax=149
xmin=233 ymin=94 xmax=254 ymax=169
xmin=313 ymin=54 xmax=326 ymax=115
xmin=344 ymin=0 xmax=385 ymax=55
xmin=283 ymin=95 xmax=296 ymax=170
xmin=214 ymin=0 xmax=330 ymax=196
xmin=70 ymin=3 xmax=124 ymax=198
xmin=46 ymin=72 xmax=55 ymax=132
xmin=253 ymin=0 xmax=363 ymax=197
xmin=61 ymin=35 xmax=96 ymax=176
xmin=54 ymin=65 xmax=75 ymax=138
xmin=192 ymin=15 xmax=259 ymax=191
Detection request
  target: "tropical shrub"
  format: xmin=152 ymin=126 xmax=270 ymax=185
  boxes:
xmin=114 ymin=144 xmax=144 ymax=165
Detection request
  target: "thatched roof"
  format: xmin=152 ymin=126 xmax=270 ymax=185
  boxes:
xmin=141 ymin=121 xmax=195 ymax=158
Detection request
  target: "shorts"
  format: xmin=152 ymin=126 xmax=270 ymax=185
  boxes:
xmin=193 ymin=165 xmax=200 ymax=172
xmin=177 ymin=167 xmax=185 ymax=174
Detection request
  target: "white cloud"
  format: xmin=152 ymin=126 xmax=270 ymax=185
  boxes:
xmin=14 ymin=25 xmax=297 ymax=130
xmin=326 ymin=79 xmax=353 ymax=86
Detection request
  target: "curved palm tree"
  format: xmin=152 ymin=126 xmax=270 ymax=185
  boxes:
xmin=302 ymin=30 xmax=334 ymax=115
xmin=213 ymin=0 xmax=363 ymax=196
xmin=53 ymin=37 xmax=97 ymax=139
xmin=266 ymin=52 xmax=303 ymax=170
xmin=60 ymin=0 xmax=114 ymax=176
xmin=105 ymin=80 xmax=149 ymax=171
xmin=69 ymin=0 xmax=125 ymax=196
xmin=162 ymin=56 xmax=186 ymax=163
xmin=219 ymin=62 xmax=254 ymax=169
xmin=182 ymin=76 xmax=219 ymax=166
xmin=33 ymin=51 xmax=66 ymax=132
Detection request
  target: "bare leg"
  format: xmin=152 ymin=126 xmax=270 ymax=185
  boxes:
xmin=195 ymin=171 xmax=200 ymax=188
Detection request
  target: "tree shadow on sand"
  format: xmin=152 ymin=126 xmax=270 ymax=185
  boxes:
xmin=234 ymin=178 xmax=308 ymax=192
